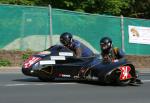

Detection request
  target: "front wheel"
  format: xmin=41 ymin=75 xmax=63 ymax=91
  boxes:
xmin=38 ymin=76 xmax=54 ymax=82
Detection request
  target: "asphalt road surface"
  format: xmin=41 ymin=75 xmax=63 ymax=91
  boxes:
xmin=0 ymin=71 xmax=150 ymax=103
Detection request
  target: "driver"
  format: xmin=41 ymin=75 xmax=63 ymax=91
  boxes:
xmin=100 ymin=37 xmax=125 ymax=63
xmin=60 ymin=32 xmax=94 ymax=57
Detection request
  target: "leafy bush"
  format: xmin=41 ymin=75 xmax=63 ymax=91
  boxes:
xmin=0 ymin=59 xmax=11 ymax=67
xmin=22 ymin=53 xmax=31 ymax=60
xmin=22 ymin=50 xmax=34 ymax=61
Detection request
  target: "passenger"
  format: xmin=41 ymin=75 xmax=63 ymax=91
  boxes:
xmin=60 ymin=32 xmax=94 ymax=57
xmin=99 ymin=37 xmax=125 ymax=63
xmin=99 ymin=37 xmax=142 ymax=84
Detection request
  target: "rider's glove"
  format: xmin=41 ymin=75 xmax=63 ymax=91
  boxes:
xmin=113 ymin=59 xmax=119 ymax=62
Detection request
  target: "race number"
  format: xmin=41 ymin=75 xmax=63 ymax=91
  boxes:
xmin=23 ymin=56 xmax=41 ymax=68
xmin=119 ymin=66 xmax=132 ymax=80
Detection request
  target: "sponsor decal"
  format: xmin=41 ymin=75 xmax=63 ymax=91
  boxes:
xmin=119 ymin=66 xmax=132 ymax=80
xmin=23 ymin=56 xmax=41 ymax=68
xmin=74 ymin=76 xmax=79 ymax=79
xmin=58 ymin=73 xmax=71 ymax=78
xmin=50 ymin=56 xmax=66 ymax=60
xmin=59 ymin=52 xmax=73 ymax=56
xmin=40 ymin=60 xmax=56 ymax=65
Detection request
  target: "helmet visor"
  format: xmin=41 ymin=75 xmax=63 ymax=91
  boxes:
xmin=100 ymin=42 xmax=110 ymax=50
xmin=60 ymin=38 xmax=69 ymax=46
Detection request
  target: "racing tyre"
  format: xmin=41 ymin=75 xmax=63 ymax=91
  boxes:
xmin=108 ymin=69 xmax=131 ymax=86
xmin=115 ymin=69 xmax=131 ymax=86
xmin=117 ymin=79 xmax=131 ymax=86
xmin=38 ymin=76 xmax=54 ymax=82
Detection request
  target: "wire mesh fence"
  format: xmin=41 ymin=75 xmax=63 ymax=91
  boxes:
xmin=0 ymin=4 xmax=150 ymax=55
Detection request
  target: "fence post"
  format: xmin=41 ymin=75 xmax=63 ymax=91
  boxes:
xmin=121 ymin=15 xmax=125 ymax=52
xmin=49 ymin=4 xmax=53 ymax=47
xmin=20 ymin=12 xmax=25 ymax=50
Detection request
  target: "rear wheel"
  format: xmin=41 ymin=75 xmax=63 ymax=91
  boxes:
xmin=105 ymin=69 xmax=131 ymax=86
xmin=115 ymin=69 xmax=131 ymax=86
xmin=117 ymin=79 xmax=131 ymax=86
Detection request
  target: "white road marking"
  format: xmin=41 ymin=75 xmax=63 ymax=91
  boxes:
xmin=142 ymin=80 xmax=150 ymax=83
xmin=53 ymin=83 xmax=76 ymax=85
xmin=5 ymin=83 xmax=50 ymax=87
xmin=3 ymin=80 xmax=150 ymax=87
xmin=3 ymin=83 xmax=77 ymax=87
xmin=0 ymin=79 xmax=150 ymax=87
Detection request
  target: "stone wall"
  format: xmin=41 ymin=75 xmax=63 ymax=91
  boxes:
xmin=0 ymin=50 xmax=150 ymax=68
xmin=126 ymin=55 xmax=150 ymax=68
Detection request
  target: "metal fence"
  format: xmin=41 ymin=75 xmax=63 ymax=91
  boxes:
xmin=0 ymin=4 xmax=50 ymax=51
xmin=0 ymin=4 xmax=150 ymax=55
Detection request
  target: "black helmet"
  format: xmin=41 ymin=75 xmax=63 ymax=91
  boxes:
xmin=60 ymin=32 xmax=73 ymax=46
xmin=100 ymin=37 xmax=112 ymax=51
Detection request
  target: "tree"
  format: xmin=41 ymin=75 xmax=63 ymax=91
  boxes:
xmin=127 ymin=0 xmax=150 ymax=19
xmin=0 ymin=0 xmax=36 ymax=5
xmin=0 ymin=0 xmax=149 ymax=19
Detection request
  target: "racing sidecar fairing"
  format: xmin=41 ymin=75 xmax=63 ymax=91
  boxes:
xmin=22 ymin=45 xmax=141 ymax=85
